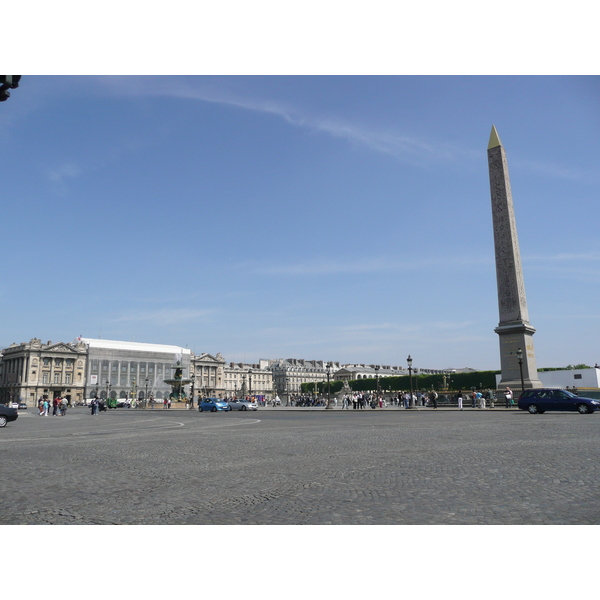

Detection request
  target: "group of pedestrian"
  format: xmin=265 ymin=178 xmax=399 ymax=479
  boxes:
xmin=38 ymin=396 xmax=68 ymax=416
xmin=89 ymin=397 xmax=106 ymax=415
xmin=340 ymin=391 xmax=442 ymax=409
xmin=290 ymin=395 xmax=326 ymax=407
xmin=340 ymin=393 xmax=388 ymax=409
xmin=317 ymin=387 xmax=513 ymax=411
xmin=456 ymin=389 xmax=499 ymax=410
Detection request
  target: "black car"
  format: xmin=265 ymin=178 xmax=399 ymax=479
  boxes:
xmin=517 ymin=389 xmax=600 ymax=414
xmin=0 ymin=405 xmax=19 ymax=427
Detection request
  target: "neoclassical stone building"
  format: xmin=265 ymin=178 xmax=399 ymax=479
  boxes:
xmin=190 ymin=352 xmax=226 ymax=398
xmin=334 ymin=364 xmax=406 ymax=382
xmin=223 ymin=362 xmax=274 ymax=399
xmin=267 ymin=358 xmax=341 ymax=398
xmin=0 ymin=337 xmax=88 ymax=405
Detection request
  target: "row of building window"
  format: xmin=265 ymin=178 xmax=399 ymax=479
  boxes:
xmin=42 ymin=373 xmax=73 ymax=384
xmin=90 ymin=361 xmax=174 ymax=375
xmin=42 ymin=358 xmax=75 ymax=367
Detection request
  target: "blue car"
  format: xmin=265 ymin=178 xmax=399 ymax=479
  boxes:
xmin=517 ymin=389 xmax=600 ymax=414
xmin=198 ymin=397 xmax=231 ymax=412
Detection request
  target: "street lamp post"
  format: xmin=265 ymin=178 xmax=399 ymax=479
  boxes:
xmin=145 ymin=376 xmax=149 ymax=408
xmin=375 ymin=365 xmax=380 ymax=396
xmin=325 ymin=362 xmax=333 ymax=409
xmin=248 ymin=368 xmax=252 ymax=399
xmin=517 ymin=347 xmax=525 ymax=397
xmin=407 ymin=355 xmax=415 ymax=408
xmin=189 ymin=372 xmax=195 ymax=409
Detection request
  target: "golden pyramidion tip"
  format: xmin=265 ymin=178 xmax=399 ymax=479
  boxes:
xmin=488 ymin=125 xmax=502 ymax=149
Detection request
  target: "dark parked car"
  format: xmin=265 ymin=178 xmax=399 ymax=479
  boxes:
xmin=518 ymin=389 xmax=600 ymax=414
xmin=0 ymin=405 xmax=19 ymax=427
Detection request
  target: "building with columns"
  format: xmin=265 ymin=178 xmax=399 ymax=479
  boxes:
xmin=81 ymin=338 xmax=192 ymax=401
xmin=0 ymin=337 xmax=88 ymax=405
xmin=190 ymin=352 xmax=226 ymax=398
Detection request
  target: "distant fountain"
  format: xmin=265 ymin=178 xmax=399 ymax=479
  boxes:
xmin=163 ymin=360 xmax=192 ymax=403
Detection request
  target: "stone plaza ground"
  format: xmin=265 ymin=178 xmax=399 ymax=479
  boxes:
xmin=2 ymin=405 xmax=600 ymax=525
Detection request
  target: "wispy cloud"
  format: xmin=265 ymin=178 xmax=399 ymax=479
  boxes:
xmin=524 ymin=252 xmax=600 ymax=282
xmin=526 ymin=252 xmax=600 ymax=262
xmin=246 ymin=255 xmax=492 ymax=276
xmin=94 ymin=76 xmax=468 ymax=166
xmin=94 ymin=78 xmax=590 ymax=179
xmin=338 ymin=320 xmax=476 ymax=337
xmin=112 ymin=308 xmax=213 ymax=325
xmin=46 ymin=161 xmax=81 ymax=183
xmin=516 ymin=158 xmax=596 ymax=184
xmin=304 ymin=116 xmax=470 ymax=164
xmin=540 ymin=312 xmax=600 ymax=320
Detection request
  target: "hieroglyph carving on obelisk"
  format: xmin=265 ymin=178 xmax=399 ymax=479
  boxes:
xmin=488 ymin=125 xmax=542 ymax=389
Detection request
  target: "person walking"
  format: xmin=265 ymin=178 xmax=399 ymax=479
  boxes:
xmin=429 ymin=390 xmax=438 ymax=409
xmin=476 ymin=390 xmax=484 ymax=409
xmin=487 ymin=389 xmax=495 ymax=409
xmin=60 ymin=397 xmax=68 ymax=416
xmin=504 ymin=387 xmax=513 ymax=408
xmin=457 ymin=390 xmax=464 ymax=411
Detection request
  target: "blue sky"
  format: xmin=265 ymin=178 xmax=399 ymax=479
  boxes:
xmin=2 ymin=75 xmax=598 ymax=370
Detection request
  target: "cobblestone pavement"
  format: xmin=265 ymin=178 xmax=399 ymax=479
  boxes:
xmin=2 ymin=407 xmax=599 ymax=524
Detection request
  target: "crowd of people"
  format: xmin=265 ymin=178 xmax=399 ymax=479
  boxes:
xmin=290 ymin=395 xmax=328 ymax=407
xmin=37 ymin=396 xmax=69 ymax=416
xmin=34 ymin=387 xmax=516 ymax=416
xmin=287 ymin=388 xmax=514 ymax=410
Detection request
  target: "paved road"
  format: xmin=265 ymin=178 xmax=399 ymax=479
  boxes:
xmin=2 ymin=406 xmax=599 ymax=524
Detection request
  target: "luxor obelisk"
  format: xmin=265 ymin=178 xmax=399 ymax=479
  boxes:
xmin=487 ymin=125 xmax=542 ymax=389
